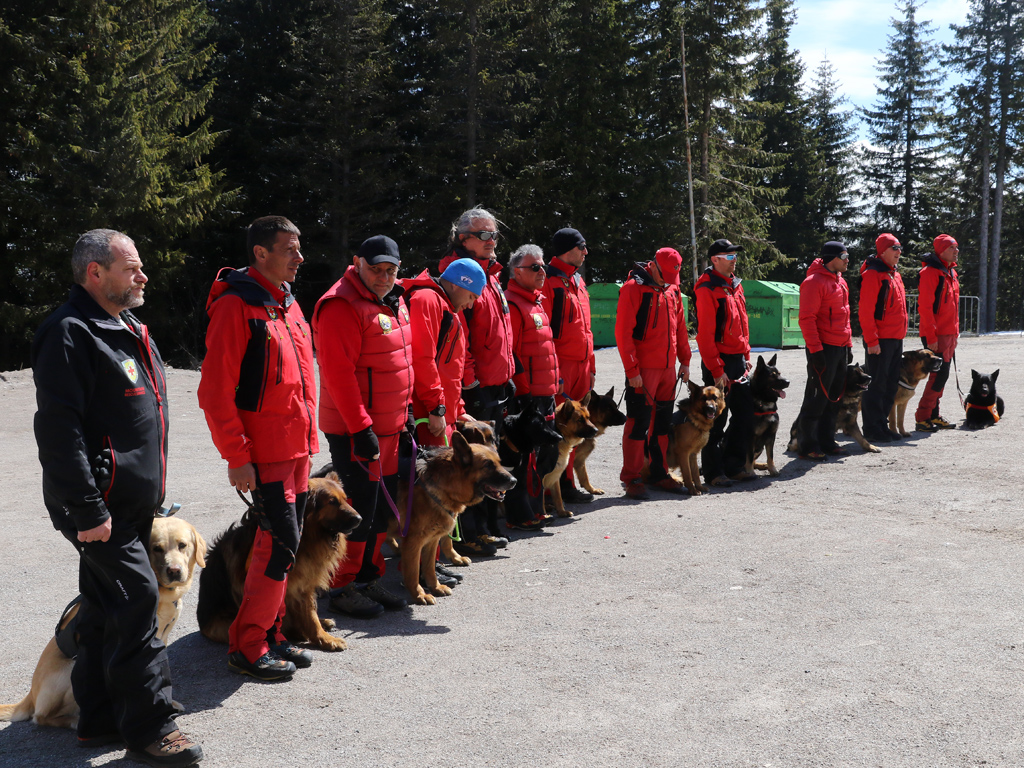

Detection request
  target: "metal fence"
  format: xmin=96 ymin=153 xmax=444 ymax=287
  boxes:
xmin=906 ymin=293 xmax=980 ymax=336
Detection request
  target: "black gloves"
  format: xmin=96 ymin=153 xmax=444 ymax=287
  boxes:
xmin=351 ymin=426 xmax=380 ymax=461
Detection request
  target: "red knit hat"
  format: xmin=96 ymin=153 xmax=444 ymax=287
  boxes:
xmin=933 ymin=234 xmax=958 ymax=257
xmin=875 ymin=233 xmax=900 ymax=255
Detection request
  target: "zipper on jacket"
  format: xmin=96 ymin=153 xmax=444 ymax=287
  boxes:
xmin=283 ymin=311 xmax=316 ymax=453
xmin=276 ymin=327 xmax=284 ymax=385
xmin=135 ymin=325 xmax=167 ymax=502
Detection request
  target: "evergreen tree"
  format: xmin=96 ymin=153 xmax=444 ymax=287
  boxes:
xmin=0 ymin=0 xmax=223 ymax=368
xmin=859 ymin=0 xmax=946 ymax=249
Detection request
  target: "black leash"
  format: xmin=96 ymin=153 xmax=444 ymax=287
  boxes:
xmin=236 ymin=488 xmax=296 ymax=564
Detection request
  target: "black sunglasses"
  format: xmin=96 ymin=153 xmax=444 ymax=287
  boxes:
xmin=466 ymin=230 xmax=499 ymax=242
xmin=516 ymin=263 xmax=544 ymax=272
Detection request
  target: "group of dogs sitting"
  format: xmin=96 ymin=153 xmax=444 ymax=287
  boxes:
xmin=2 ymin=349 xmax=1004 ymax=734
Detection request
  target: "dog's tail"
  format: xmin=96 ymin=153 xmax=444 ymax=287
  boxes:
xmin=0 ymin=695 xmax=34 ymax=722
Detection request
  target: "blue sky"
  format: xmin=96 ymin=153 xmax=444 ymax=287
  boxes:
xmin=789 ymin=0 xmax=967 ymax=114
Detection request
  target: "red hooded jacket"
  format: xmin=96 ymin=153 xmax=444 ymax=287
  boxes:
xmin=918 ymin=253 xmax=960 ymax=343
xmin=313 ymin=265 xmax=414 ymax=437
xmin=198 ymin=267 xmax=318 ymax=468
xmin=615 ymin=263 xmax=692 ymax=380
xmin=799 ymin=259 xmax=852 ymax=352
xmin=399 ymin=270 xmax=466 ymax=426
xmin=539 ymin=256 xmax=595 ymax=369
xmin=858 ymin=256 xmax=908 ymax=346
xmin=505 ymin=279 xmax=560 ymax=397
xmin=694 ymin=266 xmax=750 ymax=380
xmin=439 ymin=249 xmax=515 ymax=388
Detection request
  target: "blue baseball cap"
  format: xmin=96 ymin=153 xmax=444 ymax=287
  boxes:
xmin=440 ymin=258 xmax=487 ymax=296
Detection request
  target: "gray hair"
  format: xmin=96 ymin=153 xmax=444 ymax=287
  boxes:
xmin=72 ymin=229 xmax=134 ymax=284
xmin=509 ymin=244 xmax=544 ymax=270
xmin=448 ymin=207 xmax=500 ymax=247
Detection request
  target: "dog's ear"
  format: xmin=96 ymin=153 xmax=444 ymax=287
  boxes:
xmin=991 ymin=369 xmax=999 ymax=383
xmin=451 ymin=430 xmax=474 ymax=466
xmin=757 ymin=354 xmax=765 ymax=367
xmin=687 ymin=380 xmax=701 ymax=397
xmin=581 ymin=391 xmax=592 ymax=407
xmin=327 ymin=470 xmax=340 ymax=483
xmin=972 ymin=369 xmax=980 ymax=380
xmin=192 ymin=527 xmax=208 ymax=570
xmin=768 ymin=353 xmax=777 ymax=366
xmin=605 ymin=386 xmax=615 ymax=399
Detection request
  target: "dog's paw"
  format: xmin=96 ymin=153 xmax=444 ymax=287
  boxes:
xmin=752 ymin=462 xmax=767 ymax=471
xmin=767 ymin=467 xmax=780 ymax=477
xmin=588 ymin=487 xmax=605 ymax=495
xmin=414 ymin=592 xmax=437 ymax=606
xmin=556 ymin=509 xmax=574 ymax=518
xmin=866 ymin=444 xmax=881 ymax=453
xmin=318 ymin=635 xmax=348 ymax=652
xmin=899 ymin=430 xmax=911 ymax=437
xmin=430 ymin=584 xmax=453 ymax=597
xmin=320 ymin=617 xmax=336 ymax=630
xmin=450 ymin=554 xmax=471 ymax=566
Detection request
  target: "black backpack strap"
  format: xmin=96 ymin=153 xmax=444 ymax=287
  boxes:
xmin=436 ymin=309 xmax=455 ymax=361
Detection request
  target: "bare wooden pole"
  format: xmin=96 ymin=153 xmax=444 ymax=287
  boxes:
xmin=681 ymin=24 xmax=699 ymax=283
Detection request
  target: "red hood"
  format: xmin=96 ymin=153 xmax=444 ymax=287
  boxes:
xmin=807 ymin=258 xmax=841 ymax=281
xmin=439 ymin=248 xmax=502 ymax=277
xmin=206 ymin=266 xmax=290 ymax=314
xmin=398 ymin=269 xmax=455 ymax=310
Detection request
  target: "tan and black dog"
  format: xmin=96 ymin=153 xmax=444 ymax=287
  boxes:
xmin=573 ymin=387 xmax=627 ymax=496
xmin=0 ymin=516 xmax=206 ymax=730
xmin=542 ymin=394 xmax=599 ymax=517
xmin=664 ymin=381 xmax=726 ymax=495
xmin=788 ymin=362 xmax=880 ymax=454
xmin=396 ymin=432 xmax=515 ymax=605
xmin=197 ymin=473 xmax=361 ymax=652
xmin=889 ymin=348 xmax=943 ymax=436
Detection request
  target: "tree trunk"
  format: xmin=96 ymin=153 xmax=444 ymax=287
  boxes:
xmin=989 ymin=22 xmax=1012 ymax=331
xmin=976 ymin=1 xmax=993 ymax=331
xmin=466 ymin=1 xmax=479 ymax=206
xmin=698 ymin=100 xmax=711 ymax=273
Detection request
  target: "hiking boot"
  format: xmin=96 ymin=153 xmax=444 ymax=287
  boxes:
xmin=228 ymin=650 xmax=296 ymax=681
xmin=930 ymin=415 xmax=956 ymax=429
xmin=915 ymin=420 xmax=939 ymax=432
xmin=560 ymin=485 xmax=595 ymax=504
xmin=360 ymin=580 xmax=408 ymax=611
xmin=127 ymin=730 xmax=203 ymax=767
xmin=428 ymin=570 xmax=458 ymax=588
xmin=479 ymin=534 xmax=509 ymax=549
xmin=652 ymin=476 xmax=688 ymax=493
xmin=453 ymin=537 xmax=498 ymax=557
xmin=624 ymin=479 xmax=649 ymax=500
xmin=506 ymin=517 xmax=546 ymax=531
xmin=329 ymin=584 xmax=384 ymax=619
xmin=268 ymin=640 xmax=312 ymax=669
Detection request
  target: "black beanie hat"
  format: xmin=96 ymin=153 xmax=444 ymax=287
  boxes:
xmin=551 ymin=228 xmax=585 ymax=256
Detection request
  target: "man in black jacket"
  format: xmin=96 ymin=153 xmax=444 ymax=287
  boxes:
xmin=32 ymin=229 xmax=202 ymax=767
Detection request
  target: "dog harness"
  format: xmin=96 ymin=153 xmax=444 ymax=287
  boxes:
xmin=966 ymin=402 xmax=1000 ymax=422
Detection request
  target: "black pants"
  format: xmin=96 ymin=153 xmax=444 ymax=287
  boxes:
xmin=797 ymin=344 xmax=848 ymax=454
xmin=861 ymin=338 xmax=903 ymax=437
xmin=461 ymin=382 xmax=510 ymax=537
xmin=59 ymin=515 xmax=177 ymax=749
xmin=701 ymin=353 xmax=748 ymax=482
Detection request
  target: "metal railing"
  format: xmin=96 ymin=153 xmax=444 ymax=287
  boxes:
xmin=906 ymin=293 xmax=980 ymax=336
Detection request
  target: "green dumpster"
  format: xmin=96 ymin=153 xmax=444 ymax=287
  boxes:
xmin=587 ymin=282 xmax=689 ymax=348
xmin=743 ymin=280 xmax=803 ymax=349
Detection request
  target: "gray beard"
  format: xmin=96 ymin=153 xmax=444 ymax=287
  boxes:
xmin=107 ymin=287 xmax=144 ymax=311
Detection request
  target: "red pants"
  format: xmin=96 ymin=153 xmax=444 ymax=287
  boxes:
xmin=915 ymin=334 xmax=957 ymax=421
xmin=228 ymin=455 xmax=309 ymax=663
xmin=620 ymin=366 xmax=677 ymax=484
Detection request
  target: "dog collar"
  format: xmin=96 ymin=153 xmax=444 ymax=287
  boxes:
xmin=753 ymin=410 xmax=776 ymax=416
xmin=966 ymin=402 xmax=1000 ymax=422
xmin=897 ymin=379 xmax=915 ymax=390
xmin=421 ymin=483 xmax=460 ymax=519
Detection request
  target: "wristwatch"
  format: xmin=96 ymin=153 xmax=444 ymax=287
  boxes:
xmin=430 ymin=404 xmax=446 ymax=417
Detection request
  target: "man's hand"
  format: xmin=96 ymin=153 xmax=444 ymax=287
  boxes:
xmin=228 ymin=463 xmax=256 ymax=493
xmin=352 ymin=426 xmax=380 ymax=461
xmin=714 ymin=374 xmax=728 ymax=390
xmin=627 ymin=374 xmax=643 ymax=389
xmin=867 ymin=344 xmax=881 ymax=355
xmin=678 ymin=366 xmax=690 ymax=383
xmin=78 ymin=518 xmax=112 ymax=543
xmin=428 ymin=413 xmax=446 ymax=437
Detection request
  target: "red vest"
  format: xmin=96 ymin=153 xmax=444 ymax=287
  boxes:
xmin=313 ymin=265 xmax=413 ymax=436
xmin=506 ymin=280 xmax=560 ymax=397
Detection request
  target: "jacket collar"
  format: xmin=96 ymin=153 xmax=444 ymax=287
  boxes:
xmin=69 ymin=284 xmax=143 ymax=333
xmin=921 ymin=252 xmax=957 ymax=273
xmin=547 ymin=256 xmax=579 ymax=282
xmin=343 ymin=264 xmax=406 ymax=310
xmin=506 ymin=279 xmax=542 ymax=304
xmin=701 ymin=265 xmax=741 ymax=290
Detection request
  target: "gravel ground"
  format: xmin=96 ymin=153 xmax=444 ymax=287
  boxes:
xmin=0 ymin=333 xmax=1022 ymax=768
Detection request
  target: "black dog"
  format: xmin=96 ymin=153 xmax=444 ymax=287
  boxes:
xmin=964 ymin=369 xmax=1004 ymax=428
xmin=499 ymin=397 xmax=563 ymax=465
xmin=788 ymin=362 xmax=878 ymax=454
xmin=743 ymin=354 xmax=791 ymax=476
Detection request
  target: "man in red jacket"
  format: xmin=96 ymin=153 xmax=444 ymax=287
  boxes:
xmin=400 ymin=258 xmax=486 ymax=447
xmin=615 ymin=247 xmax=692 ymax=499
xmin=198 ymin=216 xmax=318 ymax=681
xmin=859 ymin=233 xmax=908 ymax=443
xmin=695 ymin=238 xmax=751 ymax=486
xmin=795 ymin=240 xmax=853 ymax=460
xmin=915 ymin=234 xmax=961 ymax=431
xmin=313 ymin=235 xmax=414 ymax=618
xmin=540 ymin=227 xmax=596 ymax=503
xmin=505 ymin=244 xmax=560 ymax=529
xmin=438 ymin=208 xmax=515 ymax=556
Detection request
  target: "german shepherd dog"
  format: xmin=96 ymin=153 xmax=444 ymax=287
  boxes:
xmin=788 ymin=362 xmax=879 ymax=453
xmin=542 ymin=394 xmax=599 ymax=516
xmin=744 ymin=354 xmax=791 ymax=476
xmin=664 ymin=381 xmax=726 ymax=495
xmin=573 ymin=387 xmax=627 ymax=495
xmin=889 ymin=349 xmax=943 ymax=436
xmin=965 ymin=369 xmax=1005 ymax=428
xmin=197 ymin=473 xmax=361 ymax=652
xmin=397 ymin=432 xmax=515 ymax=605
xmin=0 ymin=516 xmax=206 ymax=730
xmin=455 ymin=418 xmax=498 ymax=451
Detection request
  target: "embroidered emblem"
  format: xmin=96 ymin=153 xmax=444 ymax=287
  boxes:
xmin=500 ymin=292 xmax=509 ymax=313
xmin=400 ymin=307 xmax=409 ymax=322
xmin=378 ymin=314 xmax=393 ymax=334
xmin=532 ymin=313 xmax=543 ymax=329
xmin=121 ymin=358 xmax=139 ymax=384
xmin=267 ymin=308 xmax=278 ymax=320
